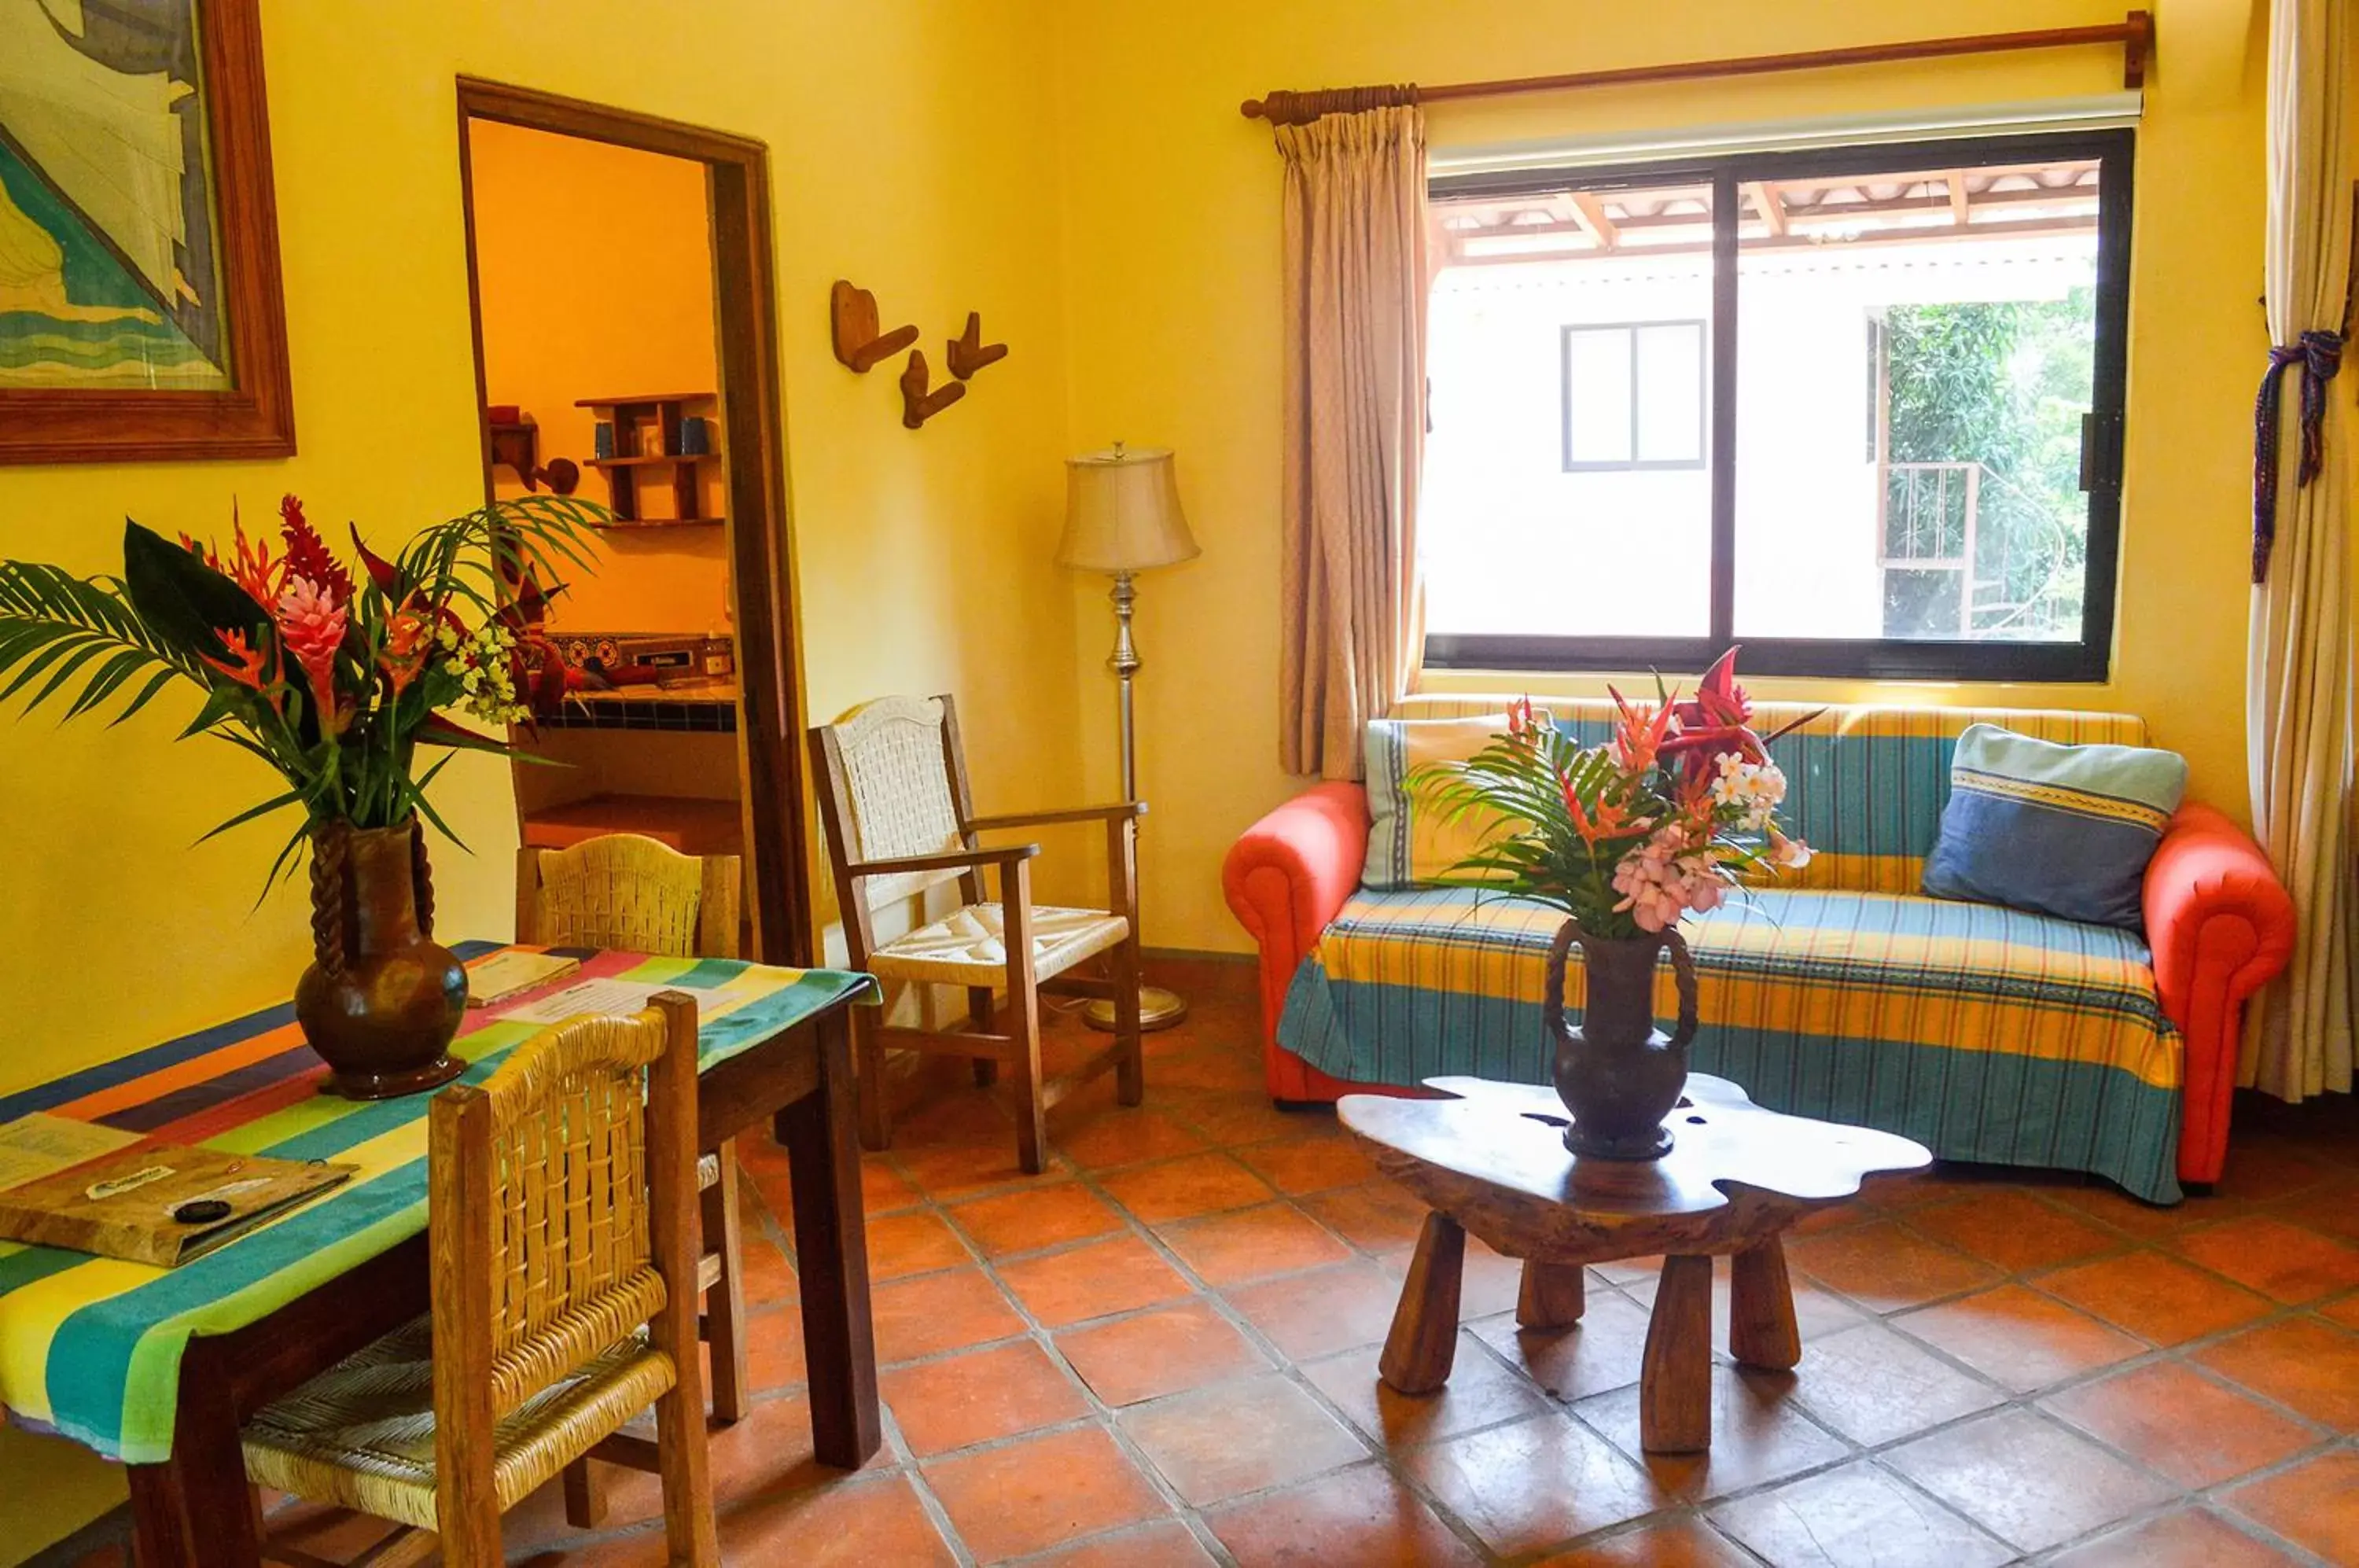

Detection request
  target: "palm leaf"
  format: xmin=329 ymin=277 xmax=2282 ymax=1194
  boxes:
xmin=0 ymin=561 xmax=197 ymax=724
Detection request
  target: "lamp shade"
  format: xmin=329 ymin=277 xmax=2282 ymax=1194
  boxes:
xmin=1058 ymin=445 xmax=1199 ymax=573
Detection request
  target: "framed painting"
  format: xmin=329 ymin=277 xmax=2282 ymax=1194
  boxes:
xmin=0 ymin=0 xmax=293 ymax=464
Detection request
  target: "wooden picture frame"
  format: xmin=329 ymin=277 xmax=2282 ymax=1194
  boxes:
xmin=0 ymin=0 xmax=295 ymax=465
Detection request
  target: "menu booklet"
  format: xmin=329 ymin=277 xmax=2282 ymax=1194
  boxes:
xmin=0 ymin=1115 xmax=355 ymax=1268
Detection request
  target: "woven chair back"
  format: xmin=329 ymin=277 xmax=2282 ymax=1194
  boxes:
xmin=521 ymin=834 xmax=740 ymax=959
xmin=822 ymin=695 xmax=968 ymax=907
xmin=436 ymin=1007 xmax=677 ymax=1415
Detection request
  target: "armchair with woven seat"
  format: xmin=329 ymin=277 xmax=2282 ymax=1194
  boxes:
xmin=809 ymin=694 xmax=1145 ymax=1173
xmin=238 ymin=994 xmax=716 ymax=1568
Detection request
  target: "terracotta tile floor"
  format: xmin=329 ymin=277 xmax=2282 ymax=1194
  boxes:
xmin=64 ymin=958 xmax=2359 ymax=1567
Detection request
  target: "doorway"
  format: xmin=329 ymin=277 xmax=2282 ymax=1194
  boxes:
xmin=454 ymin=80 xmax=811 ymax=966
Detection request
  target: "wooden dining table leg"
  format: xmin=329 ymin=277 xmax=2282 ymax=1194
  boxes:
xmin=127 ymin=1342 xmax=264 ymax=1568
xmin=775 ymin=1008 xmax=882 ymax=1470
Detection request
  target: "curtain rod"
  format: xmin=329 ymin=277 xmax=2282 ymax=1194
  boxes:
xmin=1240 ymin=12 xmax=2152 ymax=127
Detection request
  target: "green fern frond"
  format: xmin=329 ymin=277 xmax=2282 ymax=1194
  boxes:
xmin=0 ymin=563 xmax=196 ymax=725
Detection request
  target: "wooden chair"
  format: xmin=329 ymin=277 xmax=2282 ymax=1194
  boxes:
xmin=240 ymin=995 xmax=717 ymax=1568
xmin=810 ymin=694 xmax=1145 ymax=1173
xmin=515 ymin=835 xmax=753 ymax=1427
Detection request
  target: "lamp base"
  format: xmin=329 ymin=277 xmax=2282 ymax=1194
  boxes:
xmin=1083 ymin=985 xmax=1188 ymax=1032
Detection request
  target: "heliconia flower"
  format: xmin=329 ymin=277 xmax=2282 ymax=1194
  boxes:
xmin=279 ymin=495 xmax=353 ymax=605
xmin=1607 ymin=685 xmax=1676 ymax=775
xmin=379 ymin=610 xmax=431 ymax=697
xmin=215 ymin=502 xmax=289 ymax=607
xmin=1506 ymin=696 xmax=1537 ymax=740
xmin=275 ymin=575 xmax=348 ymax=731
xmin=201 ymin=628 xmax=274 ymax=696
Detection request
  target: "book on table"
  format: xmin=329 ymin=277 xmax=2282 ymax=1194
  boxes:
xmin=0 ymin=1113 xmax=356 ymax=1268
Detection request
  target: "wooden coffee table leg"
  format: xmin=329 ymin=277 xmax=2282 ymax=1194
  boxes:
xmin=1729 ymin=1234 xmax=1802 ymax=1371
xmin=1516 ymin=1260 xmax=1586 ymax=1329
xmin=1378 ymin=1212 xmax=1464 ymax=1393
xmin=1640 ymin=1253 xmax=1714 ymax=1453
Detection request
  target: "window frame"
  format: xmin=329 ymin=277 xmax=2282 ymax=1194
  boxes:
xmin=1422 ymin=127 xmax=2134 ymax=683
xmin=1560 ymin=318 xmax=1709 ymax=473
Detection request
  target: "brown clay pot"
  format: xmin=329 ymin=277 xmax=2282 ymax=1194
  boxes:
xmin=294 ymin=818 xmax=467 ymax=1099
xmin=1542 ymin=919 xmax=1701 ymax=1161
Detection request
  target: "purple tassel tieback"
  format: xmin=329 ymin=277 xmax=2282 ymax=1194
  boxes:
xmin=2252 ymin=328 xmax=2345 ymax=583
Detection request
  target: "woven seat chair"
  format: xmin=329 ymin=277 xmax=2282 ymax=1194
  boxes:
xmin=515 ymin=835 xmax=753 ymax=1426
xmin=810 ymin=694 xmax=1145 ymax=1173
xmin=241 ymin=994 xmax=716 ymax=1568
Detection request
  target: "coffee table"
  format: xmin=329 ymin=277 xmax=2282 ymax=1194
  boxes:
xmin=1338 ymin=1073 xmax=1930 ymax=1453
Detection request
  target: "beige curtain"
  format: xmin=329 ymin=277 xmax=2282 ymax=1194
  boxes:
xmin=2243 ymin=0 xmax=2356 ymax=1099
xmin=1275 ymin=101 xmax=1429 ymax=780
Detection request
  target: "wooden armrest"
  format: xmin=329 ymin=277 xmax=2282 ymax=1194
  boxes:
xmin=848 ymin=844 xmax=1040 ymax=878
xmin=966 ymin=802 xmax=1147 ymax=830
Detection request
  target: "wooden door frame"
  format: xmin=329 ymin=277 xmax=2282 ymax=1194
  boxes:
xmin=452 ymin=78 xmax=814 ymax=967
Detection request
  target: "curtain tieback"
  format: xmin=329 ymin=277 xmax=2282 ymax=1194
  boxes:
xmin=2251 ymin=328 xmax=2345 ymax=583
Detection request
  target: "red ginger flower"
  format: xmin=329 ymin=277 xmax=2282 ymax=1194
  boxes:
xmin=279 ymin=495 xmax=352 ymax=605
xmin=276 ymin=576 xmax=348 ymax=731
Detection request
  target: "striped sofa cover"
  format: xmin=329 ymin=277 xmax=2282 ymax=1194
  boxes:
xmin=1222 ymin=698 xmax=2297 ymax=1204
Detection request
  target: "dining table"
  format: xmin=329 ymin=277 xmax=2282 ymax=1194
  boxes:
xmin=0 ymin=942 xmax=881 ymax=1568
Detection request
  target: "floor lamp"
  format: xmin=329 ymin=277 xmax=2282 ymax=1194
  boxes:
xmin=1059 ymin=443 xmax=1198 ymax=1031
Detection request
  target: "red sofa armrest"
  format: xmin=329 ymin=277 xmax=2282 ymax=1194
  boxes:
xmin=2144 ymin=801 xmax=2296 ymax=1185
xmin=1223 ymin=782 xmax=1370 ymax=1097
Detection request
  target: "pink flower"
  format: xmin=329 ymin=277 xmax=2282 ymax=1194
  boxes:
xmin=1610 ymin=826 xmax=1734 ymax=932
xmin=275 ymin=575 xmax=348 ymax=731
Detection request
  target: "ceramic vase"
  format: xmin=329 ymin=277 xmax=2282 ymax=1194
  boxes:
xmin=293 ymin=817 xmax=468 ymax=1099
xmin=1542 ymin=919 xmax=1700 ymax=1160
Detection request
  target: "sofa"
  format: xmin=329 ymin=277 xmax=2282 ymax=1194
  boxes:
xmin=1222 ymin=696 xmax=2297 ymax=1204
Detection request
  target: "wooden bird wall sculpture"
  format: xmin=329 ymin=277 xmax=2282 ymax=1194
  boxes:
xmin=830 ymin=280 xmax=920 ymax=373
xmin=946 ymin=311 xmax=1010 ymax=381
xmin=899 ymin=350 xmax=966 ymax=429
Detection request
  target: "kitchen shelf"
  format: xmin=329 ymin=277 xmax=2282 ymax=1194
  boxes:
xmin=575 ymin=392 xmax=719 ymax=523
xmin=587 ymin=453 xmax=719 ymax=469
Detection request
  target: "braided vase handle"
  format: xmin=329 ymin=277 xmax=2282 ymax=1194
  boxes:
xmin=1662 ymin=926 xmax=1701 ymax=1050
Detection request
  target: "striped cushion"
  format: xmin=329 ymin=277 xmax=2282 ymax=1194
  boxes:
xmin=1279 ymin=883 xmax=2184 ymax=1202
xmin=1363 ymin=710 xmax=1547 ymax=890
xmin=1923 ymin=723 xmax=2188 ymax=931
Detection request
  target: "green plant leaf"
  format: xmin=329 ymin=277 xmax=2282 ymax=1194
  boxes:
xmin=197 ymin=787 xmax=305 ymax=845
xmin=120 ymin=520 xmax=269 ymax=666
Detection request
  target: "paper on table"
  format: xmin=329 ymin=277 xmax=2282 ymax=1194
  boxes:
xmin=502 ymin=977 xmax=672 ymax=1026
xmin=0 ymin=1114 xmax=142 ymax=1193
xmin=466 ymin=951 xmax=583 ymax=1007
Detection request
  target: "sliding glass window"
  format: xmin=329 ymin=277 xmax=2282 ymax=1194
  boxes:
xmin=1420 ymin=130 xmax=2133 ymax=681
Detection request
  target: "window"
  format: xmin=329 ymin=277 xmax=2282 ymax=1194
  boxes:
xmin=1420 ymin=130 xmax=2132 ymax=681
xmin=1563 ymin=321 xmax=1706 ymax=470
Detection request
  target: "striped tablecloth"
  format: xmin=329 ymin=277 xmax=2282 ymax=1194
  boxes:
xmin=0 ymin=944 xmax=874 ymax=1465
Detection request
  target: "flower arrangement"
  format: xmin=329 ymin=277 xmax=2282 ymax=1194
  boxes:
xmin=0 ymin=495 xmax=598 ymax=885
xmin=1411 ymin=651 xmax=1815 ymax=940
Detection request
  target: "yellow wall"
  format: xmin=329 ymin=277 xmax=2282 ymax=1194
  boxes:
xmin=0 ymin=1 xmax=1076 ymax=1555
xmin=470 ymin=119 xmax=731 ymax=635
xmin=1051 ymin=0 xmax=2269 ymax=955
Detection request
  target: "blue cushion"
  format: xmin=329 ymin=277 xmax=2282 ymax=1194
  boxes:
xmin=1921 ymin=723 xmax=2187 ymax=931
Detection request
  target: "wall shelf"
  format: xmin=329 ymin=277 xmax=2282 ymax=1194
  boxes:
xmin=587 ymin=453 xmax=720 ymax=469
xmin=587 ymin=515 xmax=726 ymax=530
xmin=576 ymin=392 xmax=719 ymax=523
